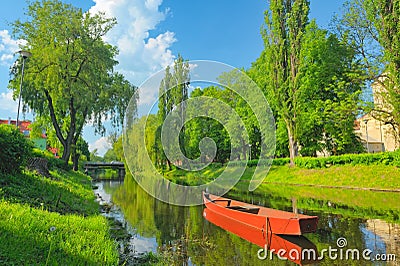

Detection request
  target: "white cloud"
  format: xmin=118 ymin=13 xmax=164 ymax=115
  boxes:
xmin=143 ymin=31 xmax=176 ymax=70
xmin=89 ymin=136 xmax=111 ymax=156
xmin=0 ymin=91 xmax=17 ymax=114
xmin=0 ymin=30 xmax=26 ymax=66
xmin=89 ymin=0 xmax=177 ymax=107
xmin=0 ymin=1 xmax=176 ymax=118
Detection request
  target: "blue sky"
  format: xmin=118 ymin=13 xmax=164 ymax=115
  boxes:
xmin=0 ymin=0 xmax=345 ymax=155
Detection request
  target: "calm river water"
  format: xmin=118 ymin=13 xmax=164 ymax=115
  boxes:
xmin=94 ymin=176 xmax=400 ymax=265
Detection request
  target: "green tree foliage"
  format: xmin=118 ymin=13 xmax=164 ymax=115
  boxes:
xmin=252 ymin=0 xmax=310 ymax=166
xmin=251 ymin=2 xmax=365 ymax=160
xmin=8 ymin=0 xmax=138 ymax=170
xmin=145 ymin=114 xmax=162 ymax=168
xmin=298 ymin=21 xmax=364 ymax=155
xmin=332 ymin=0 xmax=383 ymax=80
xmin=334 ymin=0 xmax=400 ymax=143
xmin=76 ymin=137 xmax=90 ymax=161
xmin=184 ymin=87 xmax=231 ymax=163
xmin=156 ymin=55 xmax=190 ymax=169
xmin=103 ymin=131 xmax=126 ymax=163
xmin=364 ymin=0 xmax=400 ymax=141
xmin=183 ymin=79 xmax=265 ymax=164
xmin=103 ymin=149 xmax=117 ymax=162
xmin=125 ymin=116 xmax=149 ymax=172
xmin=0 ymin=124 xmax=33 ymax=174
xmin=89 ymin=149 xmax=104 ymax=162
xmin=217 ymin=70 xmax=262 ymax=160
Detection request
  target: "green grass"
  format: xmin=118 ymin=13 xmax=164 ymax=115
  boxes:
xmin=163 ymin=163 xmax=400 ymax=190
xmin=230 ymin=183 xmax=400 ymax=222
xmin=0 ymin=201 xmax=118 ymax=265
xmin=262 ymin=164 xmax=400 ymax=190
xmin=0 ymin=169 xmax=99 ymax=214
xmin=162 ymin=164 xmax=225 ymax=186
xmin=0 ymin=169 xmax=119 ymax=265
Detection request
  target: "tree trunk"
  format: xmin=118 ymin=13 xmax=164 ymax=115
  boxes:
xmin=44 ymin=89 xmax=69 ymax=165
xmin=72 ymin=144 xmax=80 ymax=171
xmin=166 ymin=159 xmax=171 ymax=171
xmin=241 ymin=138 xmax=248 ymax=161
xmin=61 ymin=141 xmax=71 ymax=165
xmin=287 ymin=126 xmax=298 ymax=167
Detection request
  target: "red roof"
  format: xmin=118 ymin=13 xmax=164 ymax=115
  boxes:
xmin=0 ymin=119 xmax=46 ymax=138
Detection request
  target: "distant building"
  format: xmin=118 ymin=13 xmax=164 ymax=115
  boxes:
xmin=354 ymin=115 xmax=387 ymax=152
xmin=355 ymin=75 xmax=399 ymax=152
xmin=0 ymin=118 xmax=59 ymax=156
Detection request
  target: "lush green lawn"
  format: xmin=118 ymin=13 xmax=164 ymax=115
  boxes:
xmin=0 ymin=169 xmax=119 ymax=265
xmin=163 ymin=163 xmax=400 ymax=191
xmin=262 ymin=164 xmax=400 ymax=190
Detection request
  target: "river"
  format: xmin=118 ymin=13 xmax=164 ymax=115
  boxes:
xmin=93 ymin=175 xmax=400 ymax=265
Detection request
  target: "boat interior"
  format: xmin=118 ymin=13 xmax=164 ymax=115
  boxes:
xmin=226 ymin=205 xmax=260 ymax=214
xmin=207 ymin=195 xmax=261 ymax=214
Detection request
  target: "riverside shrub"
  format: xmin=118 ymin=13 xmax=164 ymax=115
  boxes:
xmin=32 ymin=148 xmax=70 ymax=170
xmin=0 ymin=124 xmax=33 ymax=174
xmin=295 ymin=151 xmax=398 ymax=169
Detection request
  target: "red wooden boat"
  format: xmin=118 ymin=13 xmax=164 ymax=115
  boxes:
xmin=203 ymin=208 xmax=319 ymax=265
xmin=203 ymin=192 xmax=318 ymax=235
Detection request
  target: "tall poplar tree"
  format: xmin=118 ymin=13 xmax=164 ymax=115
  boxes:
xmin=156 ymin=55 xmax=190 ymax=169
xmin=255 ymin=0 xmax=309 ymax=166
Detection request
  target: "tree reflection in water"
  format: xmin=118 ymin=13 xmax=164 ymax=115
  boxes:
xmin=100 ymin=174 xmax=400 ymax=265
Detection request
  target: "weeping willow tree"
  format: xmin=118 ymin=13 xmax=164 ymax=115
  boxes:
xmin=9 ymin=0 xmax=138 ymax=170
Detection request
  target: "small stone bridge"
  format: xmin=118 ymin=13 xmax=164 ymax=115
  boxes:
xmin=84 ymin=161 xmax=126 ymax=180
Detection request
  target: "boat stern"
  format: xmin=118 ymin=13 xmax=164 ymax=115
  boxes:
xmin=299 ymin=217 xmax=318 ymax=234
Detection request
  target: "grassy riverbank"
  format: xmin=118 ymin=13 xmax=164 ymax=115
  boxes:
xmin=164 ymin=163 xmax=400 ymax=191
xmin=0 ymin=168 xmax=119 ymax=265
xmin=261 ymin=164 xmax=400 ymax=190
xmin=163 ymin=163 xmax=400 ymax=222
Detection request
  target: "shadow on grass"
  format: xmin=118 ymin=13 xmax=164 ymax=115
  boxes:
xmin=0 ymin=170 xmax=97 ymax=215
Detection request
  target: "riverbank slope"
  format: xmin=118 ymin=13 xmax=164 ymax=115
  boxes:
xmin=164 ymin=163 xmax=400 ymax=191
xmin=0 ymin=168 xmax=119 ymax=265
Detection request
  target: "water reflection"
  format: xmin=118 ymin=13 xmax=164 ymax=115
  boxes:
xmin=97 ymin=175 xmax=400 ymax=265
xmin=203 ymin=208 xmax=318 ymax=265
xmin=93 ymin=181 xmax=158 ymax=256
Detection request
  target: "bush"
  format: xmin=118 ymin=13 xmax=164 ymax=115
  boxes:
xmin=32 ymin=148 xmax=71 ymax=171
xmin=272 ymin=158 xmax=290 ymax=166
xmin=228 ymin=158 xmax=289 ymax=167
xmin=392 ymin=149 xmax=400 ymax=167
xmin=218 ymin=151 xmax=400 ymax=169
xmin=295 ymin=157 xmax=325 ymax=169
xmin=0 ymin=124 xmax=33 ymax=174
xmin=294 ymin=151 xmax=399 ymax=169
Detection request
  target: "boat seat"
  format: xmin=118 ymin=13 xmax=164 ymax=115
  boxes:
xmin=212 ymin=199 xmax=231 ymax=206
xmin=226 ymin=205 xmax=260 ymax=214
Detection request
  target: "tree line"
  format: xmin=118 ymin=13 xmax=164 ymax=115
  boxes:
xmin=8 ymin=0 xmax=400 ymax=170
xmin=141 ymin=0 xmax=400 ymax=169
